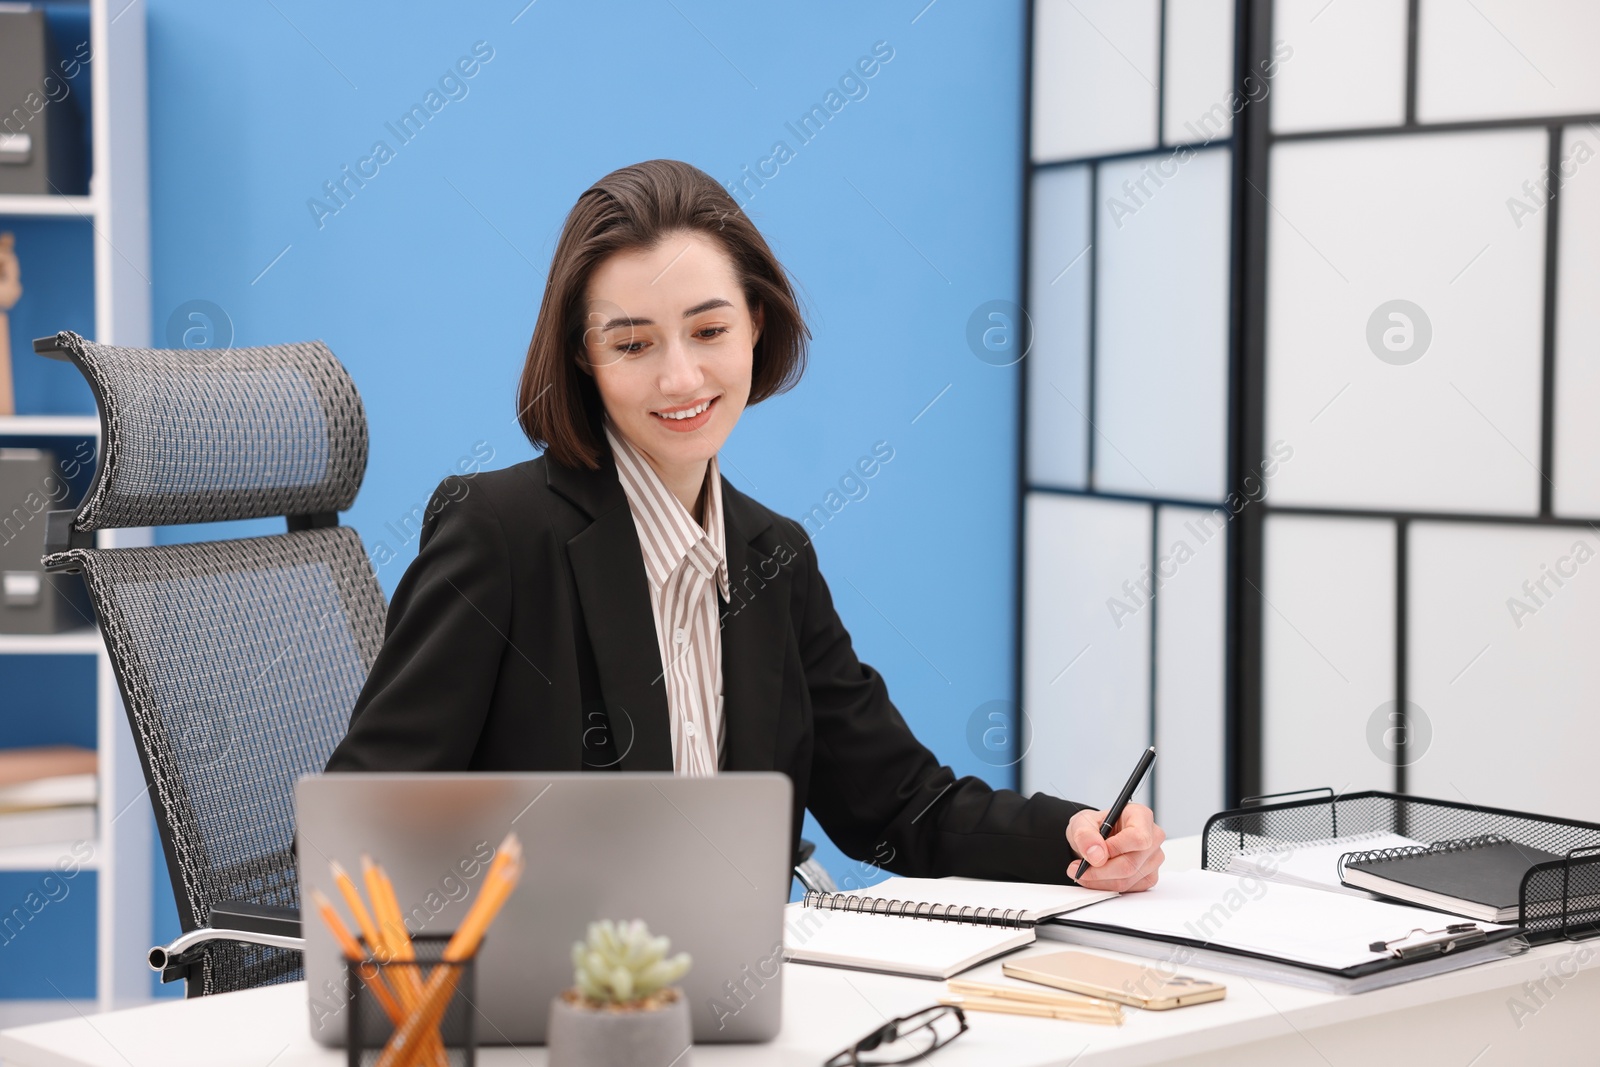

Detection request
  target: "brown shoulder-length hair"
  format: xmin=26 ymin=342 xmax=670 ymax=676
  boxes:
xmin=517 ymin=159 xmax=810 ymax=470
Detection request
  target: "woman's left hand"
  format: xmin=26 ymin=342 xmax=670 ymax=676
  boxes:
xmin=1065 ymin=803 xmax=1165 ymax=892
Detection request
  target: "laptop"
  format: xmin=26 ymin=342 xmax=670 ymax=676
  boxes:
xmin=295 ymin=772 xmax=792 ymax=1045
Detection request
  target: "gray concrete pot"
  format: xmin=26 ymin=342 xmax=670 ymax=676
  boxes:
xmin=547 ymin=988 xmax=693 ymax=1067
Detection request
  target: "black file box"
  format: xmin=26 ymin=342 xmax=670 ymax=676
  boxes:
xmin=0 ymin=447 xmax=92 ymax=633
xmin=0 ymin=7 xmax=89 ymax=196
xmin=1202 ymin=789 xmax=1600 ymax=944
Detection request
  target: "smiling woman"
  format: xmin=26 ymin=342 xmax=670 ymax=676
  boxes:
xmin=516 ymin=160 xmax=807 ymax=483
xmin=558 ymin=232 xmax=766 ymax=516
xmin=324 ymin=159 xmax=1168 ymax=893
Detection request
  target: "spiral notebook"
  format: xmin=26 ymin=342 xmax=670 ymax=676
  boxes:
xmin=782 ymin=877 xmax=1116 ymax=979
xmin=1338 ymin=834 xmax=1565 ymax=922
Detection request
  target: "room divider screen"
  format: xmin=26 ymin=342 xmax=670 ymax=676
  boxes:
xmin=1020 ymin=0 xmax=1600 ymax=833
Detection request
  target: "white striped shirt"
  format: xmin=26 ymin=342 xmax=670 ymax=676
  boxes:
xmin=603 ymin=418 xmax=730 ymax=776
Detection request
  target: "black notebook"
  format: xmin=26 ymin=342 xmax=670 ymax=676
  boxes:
xmin=1338 ymin=834 xmax=1562 ymax=922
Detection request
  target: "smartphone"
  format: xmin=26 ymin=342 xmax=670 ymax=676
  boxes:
xmin=1002 ymin=950 xmax=1227 ymax=1010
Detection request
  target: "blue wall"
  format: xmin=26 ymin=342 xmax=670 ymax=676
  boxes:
xmin=22 ymin=0 xmax=1030 ymax=997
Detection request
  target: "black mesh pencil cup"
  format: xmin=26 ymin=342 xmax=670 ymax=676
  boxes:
xmin=346 ymin=934 xmax=477 ymax=1067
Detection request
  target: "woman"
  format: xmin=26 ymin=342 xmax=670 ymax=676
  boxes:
xmin=325 ymin=159 xmax=1164 ymax=892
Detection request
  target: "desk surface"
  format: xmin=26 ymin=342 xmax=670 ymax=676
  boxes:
xmin=3 ymin=838 xmax=1596 ymax=1067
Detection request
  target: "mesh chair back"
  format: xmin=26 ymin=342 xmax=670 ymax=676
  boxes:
xmin=37 ymin=330 xmax=366 ymax=532
xmin=39 ymin=332 xmax=385 ymax=995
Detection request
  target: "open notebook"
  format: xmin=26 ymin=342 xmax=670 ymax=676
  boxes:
xmin=782 ymin=877 xmax=1115 ymax=980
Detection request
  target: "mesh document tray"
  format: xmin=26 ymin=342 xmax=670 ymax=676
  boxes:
xmin=1201 ymin=789 xmax=1600 ymax=944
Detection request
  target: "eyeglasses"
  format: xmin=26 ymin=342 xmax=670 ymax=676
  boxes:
xmin=823 ymin=1003 xmax=969 ymax=1066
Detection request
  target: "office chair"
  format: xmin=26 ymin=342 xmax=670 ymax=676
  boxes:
xmin=36 ymin=329 xmax=384 ymax=996
xmin=35 ymin=329 xmax=835 ymax=997
xmin=793 ymin=838 xmax=838 ymax=894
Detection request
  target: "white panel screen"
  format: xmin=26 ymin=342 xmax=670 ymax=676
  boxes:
xmin=1261 ymin=514 xmax=1395 ymax=795
xmin=1022 ymin=494 xmax=1152 ymax=809
xmin=1265 ymin=130 xmax=1547 ymax=515
xmin=1270 ymin=0 xmax=1408 ymax=134
xmin=1032 ymin=0 xmax=1160 ymax=163
xmin=1027 ymin=165 xmax=1093 ymax=490
xmin=1153 ymin=504 xmax=1228 ymax=836
xmin=1417 ymin=1 xmax=1600 ymax=124
xmin=1408 ymin=523 xmax=1600 ymax=821
xmin=1553 ymin=125 xmax=1600 ymax=517
xmin=1162 ymin=0 xmax=1236 ymax=146
xmin=1094 ymin=147 xmax=1232 ymax=502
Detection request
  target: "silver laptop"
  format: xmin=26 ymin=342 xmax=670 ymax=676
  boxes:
xmin=295 ymin=772 xmax=792 ymax=1045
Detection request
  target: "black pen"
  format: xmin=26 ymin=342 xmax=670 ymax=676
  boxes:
xmin=1072 ymin=746 xmax=1157 ymax=881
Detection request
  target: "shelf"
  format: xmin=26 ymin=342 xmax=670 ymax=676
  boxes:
xmin=0 ymin=415 xmax=100 ymax=436
xmin=0 ymin=194 xmax=97 ymax=219
xmin=0 ymin=839 xmax=99 ymax=872
xmin=0 ymin=1000 xmax=97 ymax=1028
xmin=0 ymin=629 xmax=101 ymax=655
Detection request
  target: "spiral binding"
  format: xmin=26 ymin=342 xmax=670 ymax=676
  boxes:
xmin=1337 ymin=833 xmax=1514 ymax=880
xmin=799 ymin=890 xmax=1030 ymax=928
xmin=1347 ymin=833 xmax=1510 ymax=866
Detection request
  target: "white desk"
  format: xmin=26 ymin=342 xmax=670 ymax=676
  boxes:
xmin=3 ymin=839 xmax=1596 ymax=1067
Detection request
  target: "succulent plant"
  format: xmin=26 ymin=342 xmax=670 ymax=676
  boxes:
xmin=570 ymin=919 xmax=691 ymax=1005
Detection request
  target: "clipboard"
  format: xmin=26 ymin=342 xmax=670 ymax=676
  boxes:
xmin=1040 ymin=869 xmax=1528 ymax=995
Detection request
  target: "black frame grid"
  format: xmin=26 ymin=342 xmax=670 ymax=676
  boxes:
xmin=1248 ymin=2 xmax=1595 ymax=798
xmin=1020 ymin=0 xmax=1595 ymax=807
xmin=1016 ymin=0 xmax=1241 ymax=819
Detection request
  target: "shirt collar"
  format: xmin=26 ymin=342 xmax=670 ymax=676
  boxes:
xmin=604 ymin=417 xmax=730 ymax=601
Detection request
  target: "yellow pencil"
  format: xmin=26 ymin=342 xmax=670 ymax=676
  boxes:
xmin=947 ymin=978 xmax=1122 ymax=1016
xmin=378 ymin=846 xmax=523 ymax=1067
xmin=376 ymin=834 xmax=523 ymax=1067
xmin=310 ymin=889 xmax=405 ymax=1026
xmin=938 ymin=993 xmax=1124 ymax=1026
xmin=360 ymin=857 xmax=448 ymax=1067
xmin=330 ymin=860 xmax=384 ymax=954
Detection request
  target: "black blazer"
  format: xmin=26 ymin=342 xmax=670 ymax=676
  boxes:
xmin=325 ymin=448 xmax=1087 ymax=883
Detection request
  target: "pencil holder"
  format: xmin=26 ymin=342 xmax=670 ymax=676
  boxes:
xmin=346 ymin=934 xmax=478 ymax=1067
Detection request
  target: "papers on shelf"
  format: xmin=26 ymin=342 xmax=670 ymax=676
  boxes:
xmin=1225 ymin=831 xmax=1425 ymax=897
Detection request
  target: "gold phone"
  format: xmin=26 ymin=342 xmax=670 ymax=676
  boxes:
xmin=1002 ymin=950 xmax=1226 ymax=1010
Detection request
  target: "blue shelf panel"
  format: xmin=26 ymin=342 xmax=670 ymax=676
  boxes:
xmin=0 ymin=655 xmax=96 ymax=749
xmin=0 ymin=216 xmax=95 ymax=415
xmin=0 ymin=869 xmax=96 ymax=998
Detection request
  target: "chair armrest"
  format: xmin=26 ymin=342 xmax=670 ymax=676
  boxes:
xmin=207 ymin=901 xmax=301 ymax=939
xmin=792 ymin=838 xmax=838 ymax=895
xmin=149 ymin=904 xmax=305 ymax=980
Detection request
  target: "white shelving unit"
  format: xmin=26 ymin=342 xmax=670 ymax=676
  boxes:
xmin=0 ymin=840 xmax=100 ymax=873
xmin=0 ymin=415 xmax=99 ymax=436
xmin=0 ymin=194 xmax=96 ymax=218
xmin=0 ymin=0 xmax=152 ymax=1015
xmin=0 ymin=629 xmax=101 ymax=654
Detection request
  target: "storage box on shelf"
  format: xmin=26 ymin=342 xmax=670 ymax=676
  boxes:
xmin=0 ymin=0 xmax=151 ymax=1018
